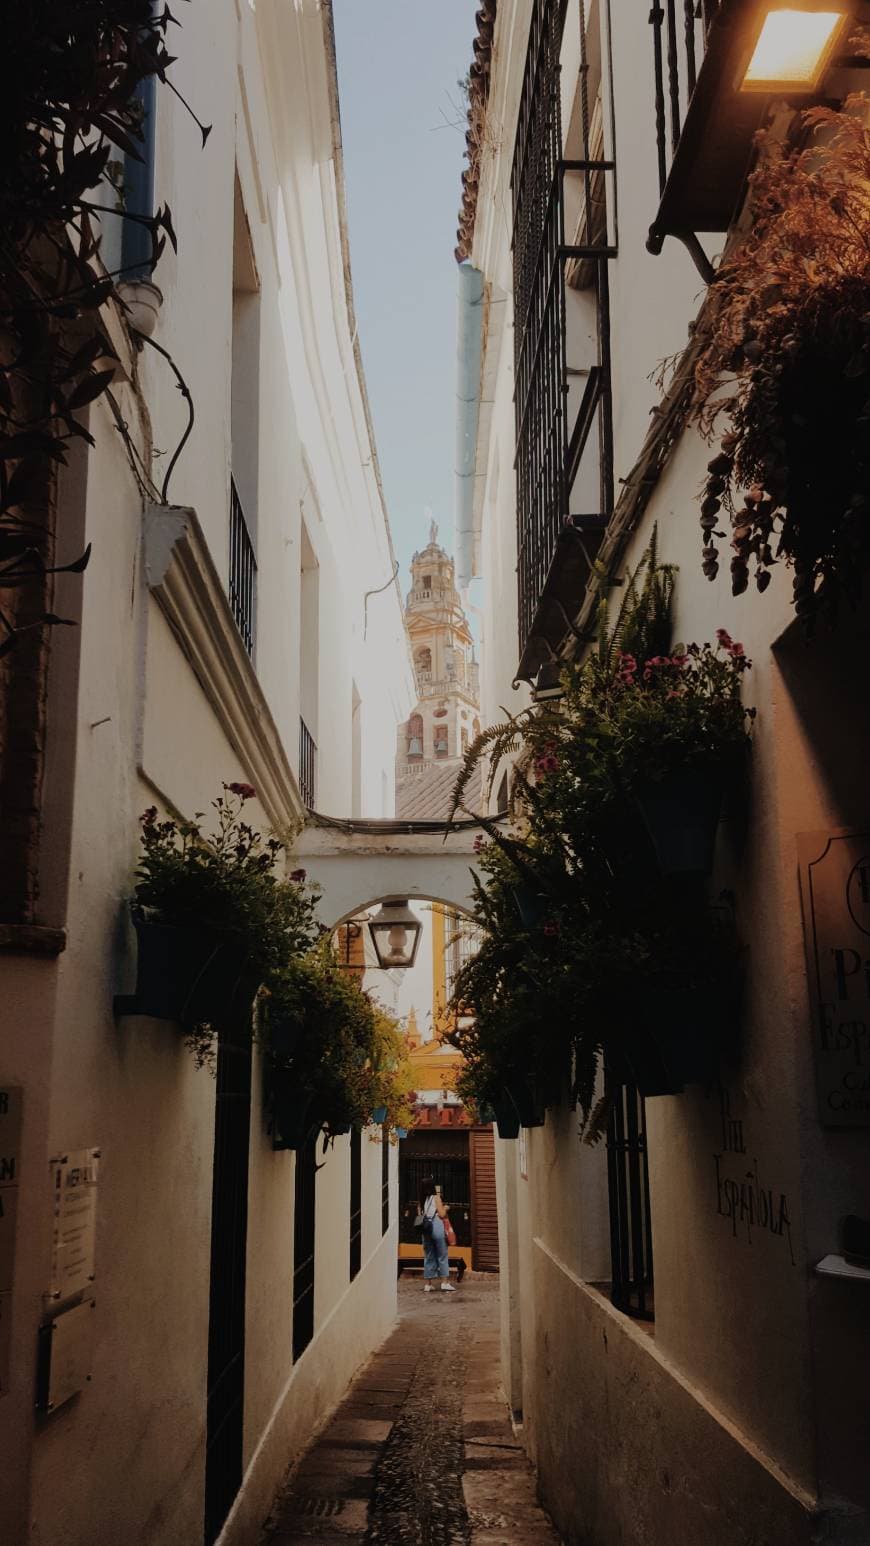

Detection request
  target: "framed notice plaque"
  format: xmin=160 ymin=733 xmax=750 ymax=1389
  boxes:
xmin=48 ymin=1149 xmax=99 ymax=1305
xmin=799 ymin=831 xmax=870 ymax=1128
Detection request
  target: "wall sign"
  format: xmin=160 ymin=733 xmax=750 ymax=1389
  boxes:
xmin=0 ymin=1087 xmax=23 ymax=1397
xmin=799 ymin=830 xmax=870 ymax=1128
xmin=48 ymin=1149 xmax=99 ymax=1306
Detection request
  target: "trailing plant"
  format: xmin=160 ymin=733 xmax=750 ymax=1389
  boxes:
xmin=1 ymin=1 xmax=208 ymax=654
xmin=448 ymin=547 xmax=749 ymax=1132
xmin=692 ymin=97 xmax=870 ymax=626
xmin=262 ymin=946 xmax=414 ymax=1136
xmin=133 ymin=783 xmax=319 ymax=978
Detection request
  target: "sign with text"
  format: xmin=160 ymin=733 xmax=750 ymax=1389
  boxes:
xmin=799 ymin=831 xmax=870 ymax=1127
xmin=48 ymin=1149 xmax=99 ymax=1305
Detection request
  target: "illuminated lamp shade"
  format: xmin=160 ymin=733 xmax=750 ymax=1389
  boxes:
xmin=367 ymin=899 xmax=423 ymax=970
xmin=739 ymin=6 xmax=851 ymax=91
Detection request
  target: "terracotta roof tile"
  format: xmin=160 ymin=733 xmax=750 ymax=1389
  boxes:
xmin=455 ymin=3 xmax=497 ymax=262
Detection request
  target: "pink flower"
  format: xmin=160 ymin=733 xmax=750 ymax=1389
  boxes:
xmin=473 ymin=834 xmax=485 ymax=854
xmin=535 ymin=753 xmax=559 ymax=775
xmin=543 ymin=920 xmax=560 ymax=937
xmin=290 ymin=868 xmax=307 ymax=883
xmin=141 ymin=806 xmax=158 ymax=825
xmin=729 ymin=641 xmax=745 ymax=658
xmin=227 ymin=781 xmax=256 ymax=801
xmin=715 ymin=628 xmax=733 ymax=649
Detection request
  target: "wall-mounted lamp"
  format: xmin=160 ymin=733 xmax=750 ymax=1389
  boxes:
xmin=739 ymin=3 xmax=852 ymax=92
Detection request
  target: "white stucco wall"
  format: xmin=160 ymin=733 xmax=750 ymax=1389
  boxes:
xmin=0 ymin=2 xmax=414 ymax=1542
xmin=466 ymin=1 xmax=870 ymax=1541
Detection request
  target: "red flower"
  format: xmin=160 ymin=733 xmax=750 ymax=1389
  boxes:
xmin=543 ymin=919 xmax=560 ymax=937
xmin=715 ymin=628 xmax=733 ymax=649
xmin=290 ymin=868 xmax=307 ymax=883
xmin=729 ymin=641 xmax=745 ymax=658
xmin=141 ymin=805 xmax=158 ymax=825
xmin=227 ymin=781 xmax=256 ymax=801
xmin=473 ymin=834 xmax=485 ymax=854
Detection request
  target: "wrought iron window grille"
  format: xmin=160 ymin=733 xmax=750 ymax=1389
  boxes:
xmin=511 ymin=0 xmax=617 ymax=681
xmin=229 ymin=477 xmax=257 ymax=659
xmin=299 ymin=717 xmax=318 ymax=810
xmin=606 ymin=1076 xmax=655 ymax=1321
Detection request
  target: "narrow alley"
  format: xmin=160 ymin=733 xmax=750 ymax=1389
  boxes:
xmin=260 ymin=1278 xmax=560 ymax=1546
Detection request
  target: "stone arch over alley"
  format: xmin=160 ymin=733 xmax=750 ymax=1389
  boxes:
xmin=295 ymin=817 xmax=486 ymax=926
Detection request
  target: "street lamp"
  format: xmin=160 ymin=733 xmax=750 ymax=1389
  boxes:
xmin=367 ymin=899 xmax=423 ymax=970
xmin=739 ymin=3 xmax=852 ymax=92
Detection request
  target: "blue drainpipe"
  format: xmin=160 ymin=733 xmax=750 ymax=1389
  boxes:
xmin=454 ymin=263 xmax=485 ymax=591
xmin=120 ymin=70 xmax=157 ymax=280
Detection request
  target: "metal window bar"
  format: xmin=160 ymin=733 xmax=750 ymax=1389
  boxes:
xmin=511 ymin=0 xmax=616 ymax=659
xmin=606 ymin=1077 xmax=654 ymax=1320
xmin=649 ymin=0 xmax=720 ymax=198
xmin=381 ymin=1130 xmax=390 ymax=1236
xmin=349 ymin=1128 xmax=362 ymax=1282
xmin=229 ymin=478 xmax=257 ymax=658
xmin=299 ymin=718 xmax=317 ymax=810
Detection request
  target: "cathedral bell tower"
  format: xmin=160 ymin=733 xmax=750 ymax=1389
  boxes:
xmin=395 ymin=521 xmax=481 ymax=819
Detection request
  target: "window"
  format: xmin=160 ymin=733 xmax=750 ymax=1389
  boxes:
xmin=229 ymin=175 xmax=260 ymax=658
xmin=606 ymin=1077 xmax=654 ymax=1320
xmin=434 ymin=728 xmax=448 ymax=758
xmin=414 ymin=646 xmax=432 ymax=681
xmin=349 ymin=1129 xmax=362 ymax=1281
xmin=299 ymin=718 xmax=317 ymax=810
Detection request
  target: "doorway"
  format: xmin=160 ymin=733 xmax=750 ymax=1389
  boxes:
xmin=292 ymin=1137 xmax=317 ymax=1360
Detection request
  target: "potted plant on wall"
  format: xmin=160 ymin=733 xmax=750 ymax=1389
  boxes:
xmin=449 ymin=545 xmax=749 ymax=1115
xmin=116 ymin=784 xmax=319 ymax=1057
xmin=261 ymin=946 xmax=415 ymax=1148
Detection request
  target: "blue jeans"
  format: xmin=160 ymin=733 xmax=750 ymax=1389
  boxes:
xmin=423 ymin=1217 xmax=449 ymax=1278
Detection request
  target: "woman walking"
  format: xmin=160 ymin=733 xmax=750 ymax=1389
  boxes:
xmin=420 ymin=1176 xmax=455 ymax=1292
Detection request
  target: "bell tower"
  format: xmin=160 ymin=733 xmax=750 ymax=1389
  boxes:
xmin=395 ymin=523 xmax=481 ymax=819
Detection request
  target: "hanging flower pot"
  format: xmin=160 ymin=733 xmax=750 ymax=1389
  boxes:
xmin=504 ymin=1073 xmax=545 ymax=1129
xmin=265 ymin=1004 xmax=303 ymax=1062
xmin=395 ymin=1126 xmax=408 ymax=1140
xmin=633 ymin=766 xmax=725 ymax=876
xmin=371 ymin=1105 xmax=388 ymax=1126
xmin=115 ymin=914 xmax=256 ymax=1026
xmin=610 ymin=986 xmax=720 ymax=1097
xmin=491 ymin=1096 xmax=520 ymax=1140
xmin=270 ymin=1069 xmax=320 ymax=1151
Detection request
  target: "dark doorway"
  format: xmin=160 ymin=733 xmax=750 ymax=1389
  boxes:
xmin=349 ymin=1128 xmax=362 ymax=1281
xmin=381 ymin=1131 xmax=389 ymax=1234
xmin=292 ymin=1137 xmax=317 ymax=1360
xmin=204 ymin=1024 xmax=253 ymax=1546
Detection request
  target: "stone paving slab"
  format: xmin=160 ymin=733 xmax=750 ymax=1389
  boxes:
xmin=260 ymin=1275 xmax=563 ymax=1546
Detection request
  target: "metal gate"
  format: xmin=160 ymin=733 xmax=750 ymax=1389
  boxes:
xmin=292 ymin=1137 xmax=317 ymax=1360
xmin=204 ymin=1025 xmax=253 ymax=1545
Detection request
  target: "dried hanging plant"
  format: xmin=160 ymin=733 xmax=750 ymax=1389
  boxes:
xmin=692 ymin=96 xmax=870 ymax=628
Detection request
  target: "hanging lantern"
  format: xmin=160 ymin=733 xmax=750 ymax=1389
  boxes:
xmin=367 ymin=899 xmax=423 ymax=970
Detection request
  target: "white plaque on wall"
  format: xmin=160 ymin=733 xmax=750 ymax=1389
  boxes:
xmin=48 ymin=1149 xmax=99 ymax=1305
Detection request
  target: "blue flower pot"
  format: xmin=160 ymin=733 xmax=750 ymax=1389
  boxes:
xmin=371 ymin=1105 xmax=388 ymax=1126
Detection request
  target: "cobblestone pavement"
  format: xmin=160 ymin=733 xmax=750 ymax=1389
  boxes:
xmin=260 ymin=1274 xmax=562 ymax=1546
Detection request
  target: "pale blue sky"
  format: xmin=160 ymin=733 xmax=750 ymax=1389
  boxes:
xmin=333 ymin=0 xmax=478 ymax=591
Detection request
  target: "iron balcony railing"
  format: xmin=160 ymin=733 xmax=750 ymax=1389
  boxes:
xmin=299 ymin=718 xmax=317 ymax=810
xmin=228 ymin=478 xmax=257 ymax=658
xmin=649 ymin=0 xmax=720 ymax=201
xmin=511 ymin=0 xmax=616 ymax=678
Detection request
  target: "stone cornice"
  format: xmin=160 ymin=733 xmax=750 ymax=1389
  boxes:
xmin=143 ymin=502 xmax=304 ymax=832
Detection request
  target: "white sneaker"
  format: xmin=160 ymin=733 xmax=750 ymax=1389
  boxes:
xmin=440 ymin=1282 xmax=456 ymax=1292
xmin=424 ymin=1283 xmax=433 ymax=1293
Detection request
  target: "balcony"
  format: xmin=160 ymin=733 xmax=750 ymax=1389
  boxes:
xmin=511 ymin=0 xmax=617 ymax=683
xmin=646 ymin=0 xmax=858 ymax=261
xmin=299 ymin=718 xmax=317 ymax=810
xmin=228 ymin=478 xmax=257 ymax=658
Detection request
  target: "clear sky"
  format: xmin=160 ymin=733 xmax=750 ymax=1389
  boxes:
xmin=332 ymin=0 xmax=478 ymax=592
